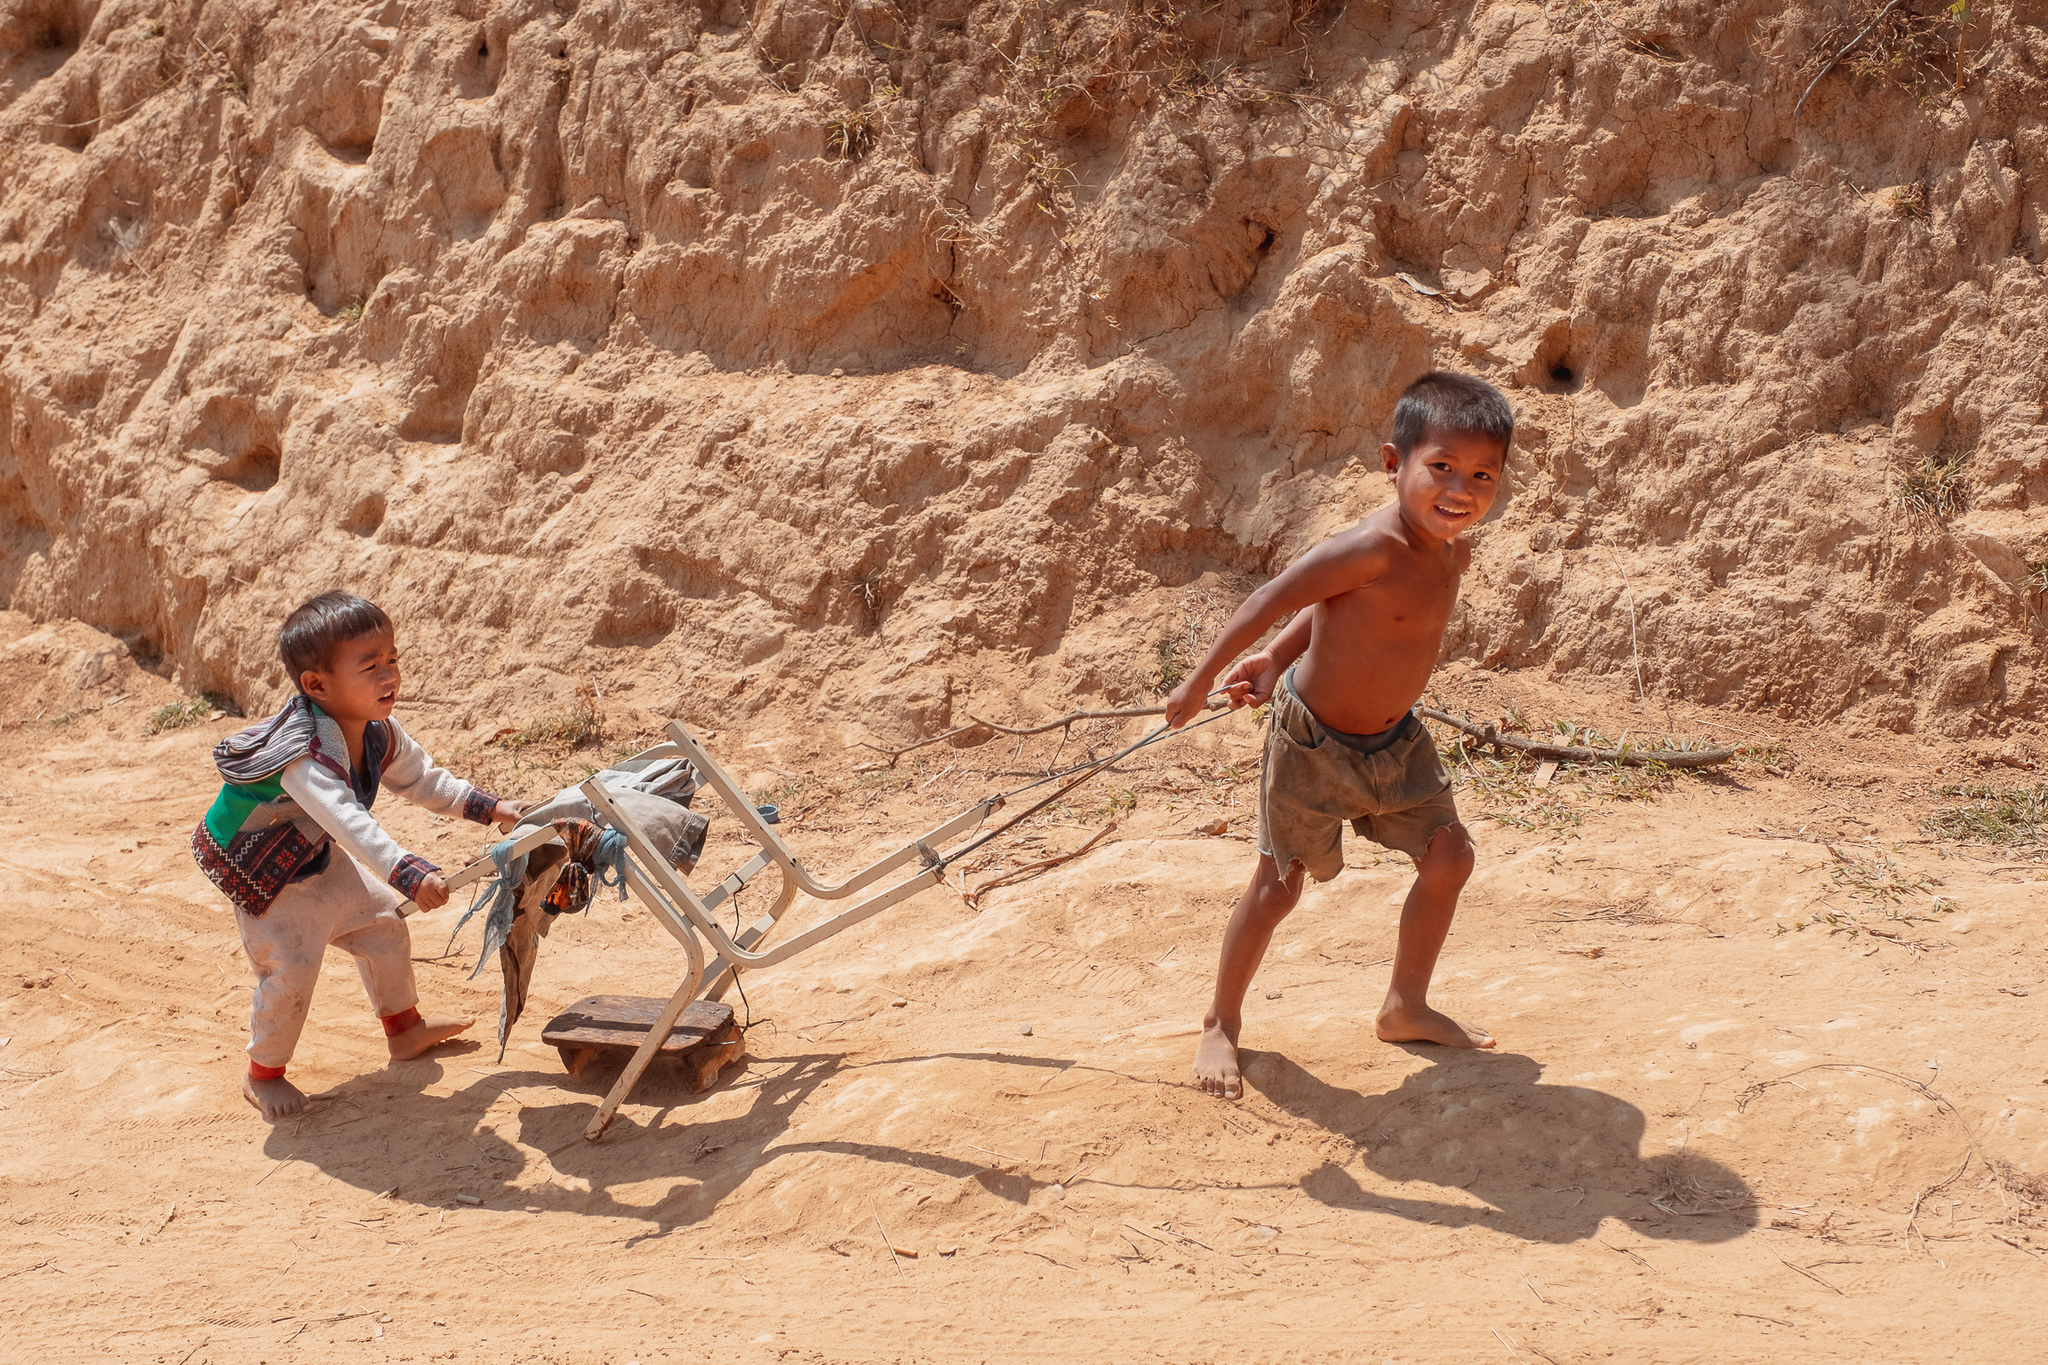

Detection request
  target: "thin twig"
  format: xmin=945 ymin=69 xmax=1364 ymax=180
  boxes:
xmin=855 ymin=696 xmax=1235 ymax=767
xmin=853 ymin=721 xmax=991 ymax=766
xmin=1774 ymin=1250 xmax=1843 ymax=1295
xmin=1601 ymin=1239 xmax=1653 ymax=1269
xmin=1604 ymin=546 xmax=1648 ymax=709
xmin=1154 ymin=1222 xmax=1215 ymax=1251
xmin=1736 ymin=1312 xmax=1795 ymax=1327
xmin=1794 ymin=0 xmax=1912 ymax=120
xmin=1907 ymin=1150 xmax=1974 ymax=1256
xmin=869 ymin=1197 xmax=905 ymax=1278
xmin=968 ymin=699 xmax=1224 ymax=738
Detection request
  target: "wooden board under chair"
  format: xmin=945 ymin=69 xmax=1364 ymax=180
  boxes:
xmin=540 ymin=994 xmax=745 ymax=1093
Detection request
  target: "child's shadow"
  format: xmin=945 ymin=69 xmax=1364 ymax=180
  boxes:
xmin=262 ymin=1046 xmax=1069 ymax=1237
xmin=1241 ymin=1048 xmax=1755 ymax=1244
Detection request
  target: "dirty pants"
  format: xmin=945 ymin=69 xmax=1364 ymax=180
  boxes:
xmin=235 ymin=853 xmax=419 ymax=1072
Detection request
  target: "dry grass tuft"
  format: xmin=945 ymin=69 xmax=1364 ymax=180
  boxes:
xmin=146 ymin=697 xmax=216 ymax=735
xmin=1894 ymin=450 xmax=1968 ymax=518
xmin=826 ymin=105 xmax=875 ymax=160
xmin=1926 ymin=783 xmax=2048 ymax=846
xmin=497 ymin=682 xmax=605 ymax=751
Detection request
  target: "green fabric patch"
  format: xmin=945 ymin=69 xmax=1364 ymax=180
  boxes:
xmin=205 ymin=774 xmax=286 ymax=848
xmin=204 ymin=699 xmax=330 ymax=845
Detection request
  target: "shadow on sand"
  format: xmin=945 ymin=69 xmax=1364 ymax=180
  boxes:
xmin=265 ymin=1041 xmax=1753 ymax=1247
xmin=1242 ymin=1047 xmax=1756 ymax=1243
xmin=262 ymin=1044 xmax=1076 ymax=1240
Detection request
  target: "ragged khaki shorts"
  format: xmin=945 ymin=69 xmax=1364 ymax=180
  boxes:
xmin=1257 ymin=674 xmax=1462 ymax=882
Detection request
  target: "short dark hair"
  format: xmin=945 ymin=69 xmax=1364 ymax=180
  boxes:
xmin=1391 ymin=371 xmax=1514 ymax=460
xmin=280 ymin=592 xmax=392 ymax=688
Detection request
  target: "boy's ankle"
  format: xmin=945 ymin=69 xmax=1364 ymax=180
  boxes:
xmin=380 ymin=1006 xmax=423 ymax=1038
xmin=249 ymin=1060 xmax=287 ymax=1081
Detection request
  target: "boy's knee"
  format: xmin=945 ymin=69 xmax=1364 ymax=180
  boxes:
xmin=1255 ymin=883 xmax=1301 ymax=919
xmin=1251 ymin=858 xmax=1306 ymax=918
xmin=1421 ymin=823 xmax=1475 ymax=881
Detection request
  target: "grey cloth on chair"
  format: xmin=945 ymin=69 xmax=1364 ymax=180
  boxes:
xmin=513 ymin=760 xmax=708 ymax=871
xmin=486 ymin=760 xmax=709 ymax=1057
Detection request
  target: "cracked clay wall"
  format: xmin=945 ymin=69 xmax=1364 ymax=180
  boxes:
xmin=0 ymin=0 xmax=2044 ymax=742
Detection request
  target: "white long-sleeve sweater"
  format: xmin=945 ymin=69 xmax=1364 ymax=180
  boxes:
xmin=276 ymin=717 xmax=493 ymax=895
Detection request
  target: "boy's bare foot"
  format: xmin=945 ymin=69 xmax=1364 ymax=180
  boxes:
xmin=243 ymin=1073 xmax=311 ymax=1121
xmin=1193 ymin=1019 xmax=1243 ymax=1099
xmin=387 ymin=1014 xmax=475 ymax=1060
xmin=1376 ymin=1001 xmax=1495 ymax=1049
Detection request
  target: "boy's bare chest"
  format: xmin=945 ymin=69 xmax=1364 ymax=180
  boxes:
xmin=1329 ymin=564 xmax=1460 ymax=637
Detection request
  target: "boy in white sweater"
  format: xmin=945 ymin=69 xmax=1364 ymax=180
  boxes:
xmin=192 ymin=592 xmax=529 ymax=1119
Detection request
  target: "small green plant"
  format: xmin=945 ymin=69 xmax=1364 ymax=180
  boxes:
xmin=1827 ymin=848 xmax=1937 ymax=907
xmin=337 ymin=294 xmax=366 ymax=324
xmin=1167 ymin=49 xmax=1211 ymax=98
xmin=1081 ymin=787 xmax=1139 ymax=823
xmin=1154 ymin=638 xmax=1186 ymax=694
xmin=2025 ymin=560 xmax=2048 ymax=599
xmin=147 ymin=697 xmax=216 ymax=735
xmin=1894 ymin=450 xmax=1968 ymax=518
xmin=1926 ymin=783 xmax=2048 ymax=846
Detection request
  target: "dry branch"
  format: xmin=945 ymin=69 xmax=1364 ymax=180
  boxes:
xmin=853 ymin=721 xmax=992 ymax=766
xmin=969 ymin=701 xmax=1214 ymax=738
xmin=856 ymin=696 xmax=1234 ymax=767
xmin=1417 ymin=708 xmax=1737 ymax=769
xmin=963 ymin=823 xmax=1117 ymax=910
xmin=1793 ymin=0 xmax=1912 ymax=121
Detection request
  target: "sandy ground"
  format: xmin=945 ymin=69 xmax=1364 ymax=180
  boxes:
xmin=4 ymin=623 xmax=2047 ymax=1364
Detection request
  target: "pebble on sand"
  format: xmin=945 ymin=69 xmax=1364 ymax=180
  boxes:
xmin=1018 ymin=1023 xmax=1033 ymax=1036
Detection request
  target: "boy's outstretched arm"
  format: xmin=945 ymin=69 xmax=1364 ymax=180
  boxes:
xmin=1163 ymin=533 xmax=1385 ymax=727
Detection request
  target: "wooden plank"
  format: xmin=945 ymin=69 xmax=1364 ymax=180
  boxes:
xmin=543 ymin=995 xmax=733 ymax=1054
xmin=543 ymin=994 xmax=744 ymax=1122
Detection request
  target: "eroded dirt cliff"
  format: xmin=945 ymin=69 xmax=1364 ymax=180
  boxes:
xmin=2 ymin=0 xmax=2044 ymax=741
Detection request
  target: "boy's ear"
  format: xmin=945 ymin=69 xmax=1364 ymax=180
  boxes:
xmin=299 ymin=669 xmax=329 ymax=700
xmin=1380 ymin=442 xmax=1402 ymax=475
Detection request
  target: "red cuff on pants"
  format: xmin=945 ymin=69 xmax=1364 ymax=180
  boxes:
xmin=380 ymin=1006 xmax=422 ymax=1038
xmin=249 ymin=1061 xmax=287 ymax=1081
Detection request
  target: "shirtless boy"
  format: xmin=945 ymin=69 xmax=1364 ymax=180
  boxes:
xmin=192 ymin=592 xmax=530 ymax=1119
xmin=1163 ymin=371 xmax=1511 ymax=1099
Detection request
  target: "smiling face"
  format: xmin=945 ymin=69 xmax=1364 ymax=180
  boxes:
xmin=300 ymin=627 xmax=403 ymax=724
xmin=1380 ymin=427 xmax=1507 ymax=546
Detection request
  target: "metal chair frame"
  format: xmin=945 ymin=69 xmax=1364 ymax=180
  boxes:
xmin=443 ymin=719 xmax=1001 ymax=1138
